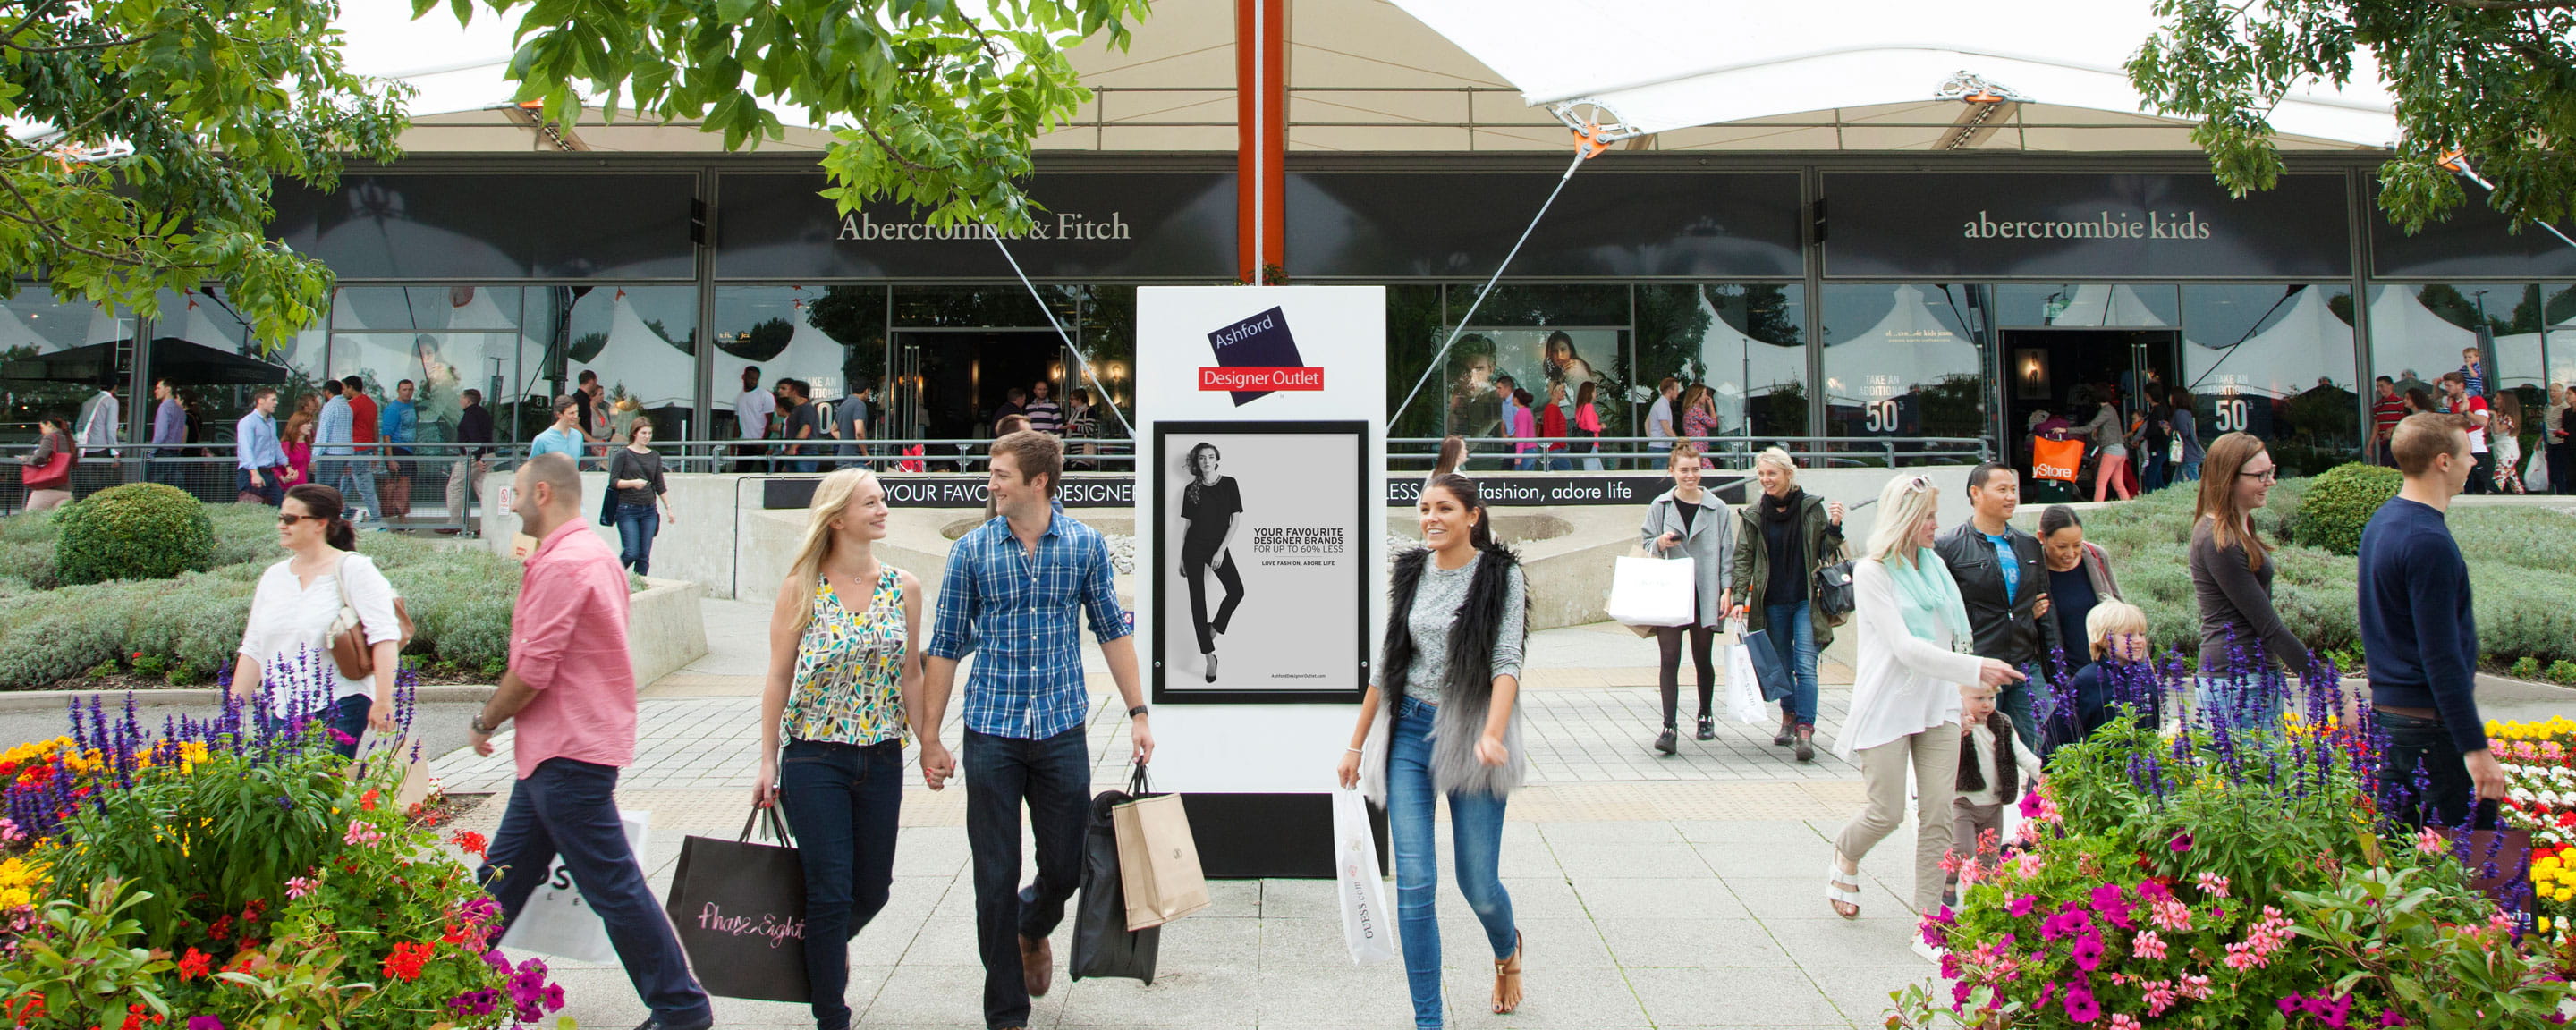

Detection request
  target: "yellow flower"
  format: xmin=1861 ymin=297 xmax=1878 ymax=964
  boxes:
xmin=0 ymin=887 xmax=30 ymax=909
xmin=2545 ymin=916 xmax=2557 ymax=933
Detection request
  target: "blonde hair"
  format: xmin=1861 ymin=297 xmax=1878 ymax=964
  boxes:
xmin=784 ymin=468 xmax=878 ymax=636
xmin=2086 ymin=599 xmax=2148 ymax=659
xmin=1753 ymin=447 xmax=1797 ymax=484
xmin=1863 ymin=475 xmax=1939 ymax=566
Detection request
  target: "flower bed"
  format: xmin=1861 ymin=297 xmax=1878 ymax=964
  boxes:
xmin=1894 ymin=675 xmax=2573 ymax=1029
xmin=0 ymin=681 xmax=565 ymax=1029
xmin=2488 ymin=717 xmax=2576 ymax=945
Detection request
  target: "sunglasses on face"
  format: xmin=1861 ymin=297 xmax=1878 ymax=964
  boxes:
xmin=278 ymin=513 xmax=318 ymax=526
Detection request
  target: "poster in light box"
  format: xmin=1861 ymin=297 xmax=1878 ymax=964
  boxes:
xmin=1152 ymin=420 xmax=1367 ymax=702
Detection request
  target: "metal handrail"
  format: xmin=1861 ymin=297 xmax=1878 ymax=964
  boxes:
xmin=1388 ymin=435 xmax=1992 ymax=468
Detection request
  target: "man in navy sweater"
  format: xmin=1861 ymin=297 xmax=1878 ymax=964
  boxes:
xmin=2360 ymin=412 xmax=2507 ymax=829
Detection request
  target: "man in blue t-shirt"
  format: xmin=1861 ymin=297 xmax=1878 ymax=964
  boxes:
xmin=528 ymin=396 xmax=586 ymax=461
xmin=1935 ymin=461 xmax=2063 ymax=748
xmin=2360 ymin=412 xmax=2505 ymax=829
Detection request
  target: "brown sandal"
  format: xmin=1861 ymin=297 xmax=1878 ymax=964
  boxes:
xmin=1493 ymin=930 xmax=1524 ymax=1014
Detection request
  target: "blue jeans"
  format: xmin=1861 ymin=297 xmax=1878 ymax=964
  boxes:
xmin=479 ymin=758 xmax=711 ymax=1026
xmin=2141 ymin=452 xmax=2167 ymax=493
xmin=963 ymin=728 xmax=1089 ymax=1030
xmin=324 ymin=458 xmax=383 ymax=519
xmin=258 ymin=691 xmax=370 ymax=759
xmin=2372 ymin=710 xmax=2477 ymax=830
xmin=2196 ymin=675 xmax=2284 ymax=736
xmin=236 ymin=468 xmax=284 ymax=505
xmin=614 ymin=502 xmax=659 ymax=576
xmin=1997 ymin=671 xmax=2044 ymax=753
xmin=781 ymin=738 xmax=904 ymax=1030
xmin=2172 ymin=459 xmax=2201 ymax=483
xmin=1763 ymin=601 xmax=1821 ymax=726
xmin=1388 ymin=696 xmax=1515 ymax=1030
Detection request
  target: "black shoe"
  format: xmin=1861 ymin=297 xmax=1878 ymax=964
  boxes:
xmin=633 ymin=1013 xmax=714 ymax=1030
xmin=1793 ymin=726 xmax=1816 ymax=763
xmin=1652 ymin=728 xmax=1677 ymax=756
xmin=1696 ymin=715 xmax=1716 ymax=741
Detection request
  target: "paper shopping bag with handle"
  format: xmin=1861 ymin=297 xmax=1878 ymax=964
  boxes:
xmin=1112 ymin=767 xmax=1211 ymax=930
xmin=665 ymin=806 xmax=810 ymax=1002
xmin=1071 ymin=777 xmax=1160 ymax=983
xmin=496 ymin=809 xmax=651 ymax=964
xmin=345 ymin=731 xmax=435 ymax=813
xmin=1332 ymin=787 xmax=1395 ymax=966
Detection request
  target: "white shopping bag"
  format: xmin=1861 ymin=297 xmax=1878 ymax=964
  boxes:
xmin=1606 ymin=555 xmax=1695 ymax=628
xmin=1331 ymin=789 xmax=1395 ymax=966
xmin=496 ymin=809 xmax=653 ymax=964
xmin=1724 ymin=620 xmax=1766 ymax=724
xmin=2526 ymin=449 xmax=2550 ymax=494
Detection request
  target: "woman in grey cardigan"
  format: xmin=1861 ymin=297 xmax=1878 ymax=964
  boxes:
xmin=1639 ymin=443 xmax=1731 ymax=754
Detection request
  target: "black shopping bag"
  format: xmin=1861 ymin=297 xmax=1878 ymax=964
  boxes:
xmin=665 ymin=806 xmax=811 ymax=1002
xmin=1070 ymin=780 xmax=1160 ymax=984
xmin=1741 ymin=628 xmax=1792 ymax=703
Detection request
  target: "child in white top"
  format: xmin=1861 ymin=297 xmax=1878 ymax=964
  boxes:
xmin=1946 ymin=680 xmax=2043 ymax=908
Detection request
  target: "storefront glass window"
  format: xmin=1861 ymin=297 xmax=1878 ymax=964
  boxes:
xmin=712 ymin=284 xmax=886 ymax=439
xmin=2474 ymin=284 xmax=2571 ymax=456
xmin=1992 ymin=283 xmax=2179 ymax=329
xmin=1071 ymin=285 xmax=1134 ymax=439
xmin=328 ymin=286 xmax=535 ymax=448
xmin=561 ymin=286 xmax=698 ymax=440
xmin=1821 ymin=283 xmax=1987 ymax=458
xmin=0 ymin=286 xmax=132 ymax=447
xmin=2184 ymin=284 xmax=2357 ymax=477
xmin=1438 ymin=284 xmax=1633 ymax=462
xmin=1635 ymin=284 xmax=1807 ymax=446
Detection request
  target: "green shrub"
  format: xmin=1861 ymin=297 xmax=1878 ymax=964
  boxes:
xmin=2553 ymin=660 xmax=2576 ymax=684
xmin=0 ymin=579 xmax=147 ymax=686
xmin=2513 ymin=655 xmax=2543 ymax=678
xmin=53 ymin=484 xmax=216 ymax=585
xmin=2286 ymin=462 xmax=2400 ymax=555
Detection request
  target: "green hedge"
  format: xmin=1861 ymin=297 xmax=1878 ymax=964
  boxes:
xmin=2287 ymin=462 xmax=2402 ymax=555
xmin=0 ymin=503 xmax=525 ymax=688
xmin=2028 ymin=478 xmax=2576 ymax=674
xmin=54 ymin=483 xmax=216 ymax=584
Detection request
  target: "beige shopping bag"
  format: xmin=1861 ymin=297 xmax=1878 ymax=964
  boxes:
xmin=346 ymin=731 xmax=436 ymax=812
xmin=1110 ymin=768 xmax=1210 ymax=930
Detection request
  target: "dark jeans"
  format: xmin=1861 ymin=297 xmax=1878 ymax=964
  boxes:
xmin=2551 ymin=442 xmax=2572 ymax=494
xmin=614 ymin=502 xmax=660 ymax=576
xmin=258 ymin=691 xmax=369 ymax=759
xmin=236 ymin=467 xmax=284 ymax=506
xmin=2469 ymin=450 xmax=2495 ymax=494
xmin=780 ymin=738 xmax=904 ymax=1030
xmin=1185 ymin=552 xmax=1244 ymax=654
xmin=2374 ymin=709 xmax=2476 ymax=830
xmin=480 ymin=757 xmax=711 ymax=1026
xmin=963 ymin=727 xmax=1090 ymax=1030
xmin=2140 ymin=452 xmax=2167 ymax=493
xmin=148 ymin=459 xmax=184 ymax=488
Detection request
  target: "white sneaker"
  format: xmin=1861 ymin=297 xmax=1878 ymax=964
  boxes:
xmin=1911 ymin=938 xmax=1946 ymax=963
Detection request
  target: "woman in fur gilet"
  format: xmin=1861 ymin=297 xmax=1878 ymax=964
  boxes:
xmin=1337 ymin=440 xmax=1530 ymax=1028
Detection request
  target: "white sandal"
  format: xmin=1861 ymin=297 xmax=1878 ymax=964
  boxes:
xmin=1825 ymin=857 xmax=1862 ymax=919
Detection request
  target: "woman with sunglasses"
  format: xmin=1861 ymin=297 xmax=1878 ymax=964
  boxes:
xmin=1829 ymin=474 xmax=2024 ymax=925
xmin=229 ymin=484 xmax=402 ymax=757
xmin=2188 ymin=432 xmax=2312 ymax=732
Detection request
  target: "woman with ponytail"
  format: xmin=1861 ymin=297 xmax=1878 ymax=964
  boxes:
xmin=1337 ymin=437 xmax=1531 ymax=1029
xmin=230 ymin=483 xmax=402 ymax=758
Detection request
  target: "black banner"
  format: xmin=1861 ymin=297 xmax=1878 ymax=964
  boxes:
xmin=1287 ymin=172 xmax=1803 ymax=278
xmin=764 ymin=474 xmax=1745 ymax=508
xmin=272 ymin=174 xmax=698 ymax=280
xmin=762 ymin=475 xmax=1135 ymax=509
xmin=1822 ymin=173 xmax=2351 ymax=279
xmin=716 ymin=173 xmax=1238 ymax=280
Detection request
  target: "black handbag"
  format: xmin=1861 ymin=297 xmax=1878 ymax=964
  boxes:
xmin=1813 ymin=555 xmax=1856 ymax=622
xmin=1070 ymin=773 xmax=1161 ymax=984
xmin=665 ymin=806 xmax=811 ymax=1002
xmin=597 ymin=452 xmax=620 ymax=526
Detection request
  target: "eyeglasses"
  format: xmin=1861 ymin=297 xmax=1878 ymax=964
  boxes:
xmin=2237 ymin=469 xmax=2278 ymax=484
xmin=277 ymin=513 xmax=315 ymax=526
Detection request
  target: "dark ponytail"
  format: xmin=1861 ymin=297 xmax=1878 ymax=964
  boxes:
xmin=2038 ymin=504 xmax=2080 ymax=538
xmin=1417 ymin=435 xmax=1501 ymax=552
xmin=285 ymin=483 xmax=358 ymax=552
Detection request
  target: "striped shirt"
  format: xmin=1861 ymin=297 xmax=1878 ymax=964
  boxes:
xmin=925 ymin=511 xmax=1130 ymax=739
xmin=1024 ymin=399 xmax=1064 ymax=435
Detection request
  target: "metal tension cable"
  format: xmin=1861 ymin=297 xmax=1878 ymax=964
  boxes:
xmin=1388 ymin=100 xmax=1640 ymax=428
xmin=992 ymin=231 xmax=1138 ymax=441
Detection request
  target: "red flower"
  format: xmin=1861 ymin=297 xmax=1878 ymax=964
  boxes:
xmin=360 ymin=789 xmax=380 ymax=812
xmin=380 ymin=941 xmax=436 ymax=983
xmin=448 ymin=830 xmax=488 ymax=857
xmin=176 ymin=948 xmax=212 ymax=981
xmin=207 ymin=916 xmax=232 ymax=941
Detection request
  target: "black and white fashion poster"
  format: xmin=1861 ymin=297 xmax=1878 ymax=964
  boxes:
xmin=1152 ymin=420 xmax=1367 ymax=702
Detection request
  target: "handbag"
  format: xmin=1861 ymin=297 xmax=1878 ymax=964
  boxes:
xmin=1331 ymin=788 xmax=1395 ymax=966
xmin=665 ymin=806 xmax=811 ymax=1002
xmin=2167 ymin=433 xmax=2185 ymax=466
xmin=1812 ymin=538 xmax=1856 ymax=624
xmin=20 ymin=446 xmax=72 ymax=491
xmin=326 ymin=554 xmax=415 ymax=680
xmin=597 ymin=451 xmax=621 ymax=526
xmin=496 ymin=808 xmax=651 ymax=963
xmin=1111 ymin=766 xmax=1210 ymax=931
xmin=2031 ymin=435 xmax=2084 ymax=483
xmin=1606 ymin=554 xmax=1696 ymax=629
xmin=1071 ymin=777 xmax=1161 ymax=983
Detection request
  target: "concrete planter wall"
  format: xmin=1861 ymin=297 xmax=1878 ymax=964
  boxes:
xmin=627 ymin=577 xmax=708 ymax=686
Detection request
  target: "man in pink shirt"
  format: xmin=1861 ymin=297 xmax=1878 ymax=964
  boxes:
xmin=468 ymin=453 xmax=711 ymax=1030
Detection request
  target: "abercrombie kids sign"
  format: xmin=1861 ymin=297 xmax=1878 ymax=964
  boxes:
xmin=1822 ymin=172 xmax=2351 ymax=279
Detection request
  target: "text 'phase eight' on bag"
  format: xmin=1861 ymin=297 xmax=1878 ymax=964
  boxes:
xmin=1331 ymin=787 xmax=1395 ymax=966
xmin=1071 ymin=777 xmax=1159 ymax=984
xmin=1112 ymin=767 xmax=1210 ymax=931
xmin=665 ymin=806 xmax=811 ymax=1003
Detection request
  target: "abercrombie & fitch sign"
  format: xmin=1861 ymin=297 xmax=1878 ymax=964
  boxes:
xmin=717 ymin=172 xmax=1236 ymax=280
xmin=1825 ymin=172 xmax=2350 ymax=278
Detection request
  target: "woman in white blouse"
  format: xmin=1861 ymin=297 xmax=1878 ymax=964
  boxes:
xmin=229 ymin=483 xmax=402 ymax=757
xmin=1827 ymin=474 xmax=2025 ymax=921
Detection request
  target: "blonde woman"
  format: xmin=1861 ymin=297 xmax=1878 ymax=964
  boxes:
xmin=753 ymin=468 xmax=927 ymax=1030
xmin=1830 ymin=474 xmax=2024 ymax=924
xmin=1726 ymin=447 xmax=1844 ymax=762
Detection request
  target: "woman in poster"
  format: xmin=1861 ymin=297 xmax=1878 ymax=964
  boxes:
xmin=1336 ymin=441 xmax=1530 ymax=1028
xmin=1543 ymin=330 xmax=1596 ymax=403
xmin=1179 ymin=442 xmax=1246 ymax=682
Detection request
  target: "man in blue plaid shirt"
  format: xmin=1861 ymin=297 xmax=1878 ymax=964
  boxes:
xmin=920 ymin=431 xmax=1153 ymax=1030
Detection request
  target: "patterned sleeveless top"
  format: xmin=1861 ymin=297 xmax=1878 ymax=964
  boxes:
xmin=782 ymin=568 xmax=909 ymax=747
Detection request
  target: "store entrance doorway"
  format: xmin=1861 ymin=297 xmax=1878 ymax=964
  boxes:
xmin=2001 ymin=328 xmax=2181 ymax=499
xmin=886 ymin=329 xmax=1064 ymax=465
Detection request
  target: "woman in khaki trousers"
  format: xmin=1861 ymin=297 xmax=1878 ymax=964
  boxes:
xmin=1826 ymin=474 xmax=2025 ymax=924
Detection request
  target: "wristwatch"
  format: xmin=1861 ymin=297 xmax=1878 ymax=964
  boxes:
xmin=1128 ymin=705 xmax=1150 ymax=719
xmin=470 ymin=713 xmax=495 ymax=735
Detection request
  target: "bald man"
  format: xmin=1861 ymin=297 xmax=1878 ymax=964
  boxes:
xmin=470 ymin=453 xmax=712 ymax=1030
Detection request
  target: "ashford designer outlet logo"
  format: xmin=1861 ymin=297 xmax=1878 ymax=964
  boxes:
xmin=1201 ymin=305 xmax=1320 ymax=405
xmin=1960 ymin=209 xmax=2214 ymax=241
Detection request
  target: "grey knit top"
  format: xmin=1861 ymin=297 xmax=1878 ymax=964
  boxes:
xmin=1400 ymin=559 xmax=1527 ymax=704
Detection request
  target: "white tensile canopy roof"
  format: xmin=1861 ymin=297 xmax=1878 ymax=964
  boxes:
xmin=1385 ymin=0 xmax=2395 ymax=147
xmin=2185 ymin=287 xmax=2351 ymax=400
xmin=2052 ymin=285 xmax=2170 ymax=328
xmin=2368 ymin=288 xmax=2478 ymax=386
xmin=572 ymin=293 xmax=696 ymax=409
xmin=1690 ymin=291 xmax=1804 ymax=404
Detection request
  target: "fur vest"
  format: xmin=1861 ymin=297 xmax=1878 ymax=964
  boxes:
xmin=1358 ymin=545 xmax=1529 ymax=806
xmin=1955 ymin=711 xmax=2021 ymax=804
